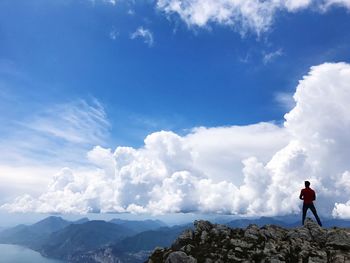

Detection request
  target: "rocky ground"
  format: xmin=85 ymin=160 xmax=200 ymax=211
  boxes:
xmin=147 ymin=218 xmax=350 ymax=263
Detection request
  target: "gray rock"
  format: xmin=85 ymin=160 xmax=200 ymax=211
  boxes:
xmin=172 ymin=229 xmax=195 ymax=250
xmin=194 ymin=220 xmax=212 ymax=233
xmin=287 ymin=226 xmax=312 ymax=241
xmin=244 ymin=224 xmax=260 ymax=241
xmin=148 ymin=219 xmax=350 ymax=263
xmin=165 ymin=251 xmax=197 ymax=263
xmin=260 ymin=225 xmax=286 ymax=240
xmin=200 ymin=230 xmax=209 ymax=243
xmin=230 ymin=238 xmax=253 ymax=249
xmin=326 ymin=228 xmax=350 ymax=249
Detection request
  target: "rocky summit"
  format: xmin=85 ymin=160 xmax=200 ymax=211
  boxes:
xmin=147 ymin=218 xmax=350 ymax=263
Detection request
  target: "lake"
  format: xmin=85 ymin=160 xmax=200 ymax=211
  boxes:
xmin=0 ymin=244 xmax=66 ymax=263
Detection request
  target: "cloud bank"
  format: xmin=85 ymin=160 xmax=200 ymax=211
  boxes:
xmin=0 ymin=99 xmax=110 ymax=204
xmin=156 ymin=0 xmax=350 ymax=34
xmin=3 ymin=62 xmax=350 ymax=218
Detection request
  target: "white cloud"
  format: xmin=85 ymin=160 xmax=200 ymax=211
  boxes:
xmin=130 ymin=27 xmax=154 ymax=47
xmin=1 ymin=125 xmax=288 ymax=215
xmin=284 ymin=0 xmax=313 ymax=11
xmin=185 ymin=123 xmax=290 ymax=184
xmin=22 ymin=99 xmax=110 ymax=145
xmin=323 ymin=0 xmax=350 ymax=9
xmin=107 ymin=0 xmax=117 ymax=5
xmin=275 ymin=92 xmax=296 ymax=110
xmin=0 ymin=99 xmax=110 ymax=166
xmin=3 ymin=62 xmax=350 ymax=218
xmin=89 ymin=0 xmax=117 ymax=6
xmin=263 ymin=49 xmax=283 ymax=64
xmin=157 ymin=0 xmax=280 ymax=35
xmin=0 ymin=99 xmax=110 ymax=204
xmin=156 ymin=0 xmax=350 ymax=35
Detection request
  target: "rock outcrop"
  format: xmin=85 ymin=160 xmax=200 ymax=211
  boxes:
xmin=147 ymin=218 xmax=350 ymax=263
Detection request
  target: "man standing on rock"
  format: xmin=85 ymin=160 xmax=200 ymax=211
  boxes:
xmin=299 ymin=181 xmax=322 ymax=227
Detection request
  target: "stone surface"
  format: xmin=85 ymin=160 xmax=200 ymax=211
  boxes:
xmin=147 ymin=218 xmax=350 ymax=263
xmin=165 ymin=251 xmax=197 ymax=263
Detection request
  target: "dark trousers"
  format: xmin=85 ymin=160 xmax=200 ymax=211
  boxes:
xmin=302 ymin=203 xmax=322 ymax=226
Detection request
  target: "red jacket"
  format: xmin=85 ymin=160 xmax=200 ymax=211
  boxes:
xmin=300 ymin=187 xmax=316 ymax=204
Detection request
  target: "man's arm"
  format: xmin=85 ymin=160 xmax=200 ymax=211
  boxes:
xmin=299 ymin=190 xmax=304 ymax=200
xmin=313 ymin=191 xmax=316 ymax=201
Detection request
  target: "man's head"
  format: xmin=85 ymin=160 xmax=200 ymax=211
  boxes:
xmin=305 ymin=181 xmax=310 ymax=188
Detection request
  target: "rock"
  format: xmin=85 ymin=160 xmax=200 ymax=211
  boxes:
xmin=260 ymin=225 xmax=286 ymax=240
xmin=147 ymin=219 xmax=350 ymax=263
xmin=326 ymin=228 xmax=350 ymax=249
xmin=165 ymin=251 xmax=197 ymax=263
xmin=304 ymin=218 xmax=327 ymax=244
xmin=194 ymin=220 xmax=212 ymax=233
xmin=230 ymin=238 xmax=253 ymax=249
xmin=287 ymin=226 xmax=312 ymax=241
xmin=200 ymin=231 xmax=209 ymax=243
xmin=244 ymin=224 xmax=260 ymax=241
xmin=172 ymin=229 xmax=194 ymax=250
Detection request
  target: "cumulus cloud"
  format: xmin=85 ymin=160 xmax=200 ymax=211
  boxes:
xmin=1 ymin=125 xmax=289 ymax=215
xmin=3 ymin=62 xmax=350 ymax=218
xmin=156 ymin=0 xmax=350 ymax=35
xmin=130 ymin=27 xmax=154 ymax=47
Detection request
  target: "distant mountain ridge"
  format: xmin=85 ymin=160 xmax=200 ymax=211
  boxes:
xmin=70 ymin=224 xmax=192 ymax=263
xmin=0 ymin=216 xmax=80 ymax=249
xmin=1 ymin=215 xmax=350 ymax=262
xmin=0 ymin=216 xmax=171 ymax=262
xmin=109 ymin=218 xmax=167 ymax=233
xmin=40 ymin=220 xmax=137 ymax=260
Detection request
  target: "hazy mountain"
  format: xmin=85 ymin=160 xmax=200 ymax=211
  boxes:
xmin=109 ymin=218 xmax=167 ymax=233
xmin=114 ymin=223 xmax=192 ymax=253
xmin=69 ymin=223 xmax=193 ymax=263
xmin=0 ymin=216 xmax=88 ymax=250
xmin=40 ymin=220 xmax=137 ymax=260
xmin=2 ymin=215 xmax=350 ymax=263
xmin=74 ymin=217 xmax=90 ymax=224
xmin=321 ymin=218 xmax=350 ymax=228
xmin=0 ymin=216 xmax=71 ymax=249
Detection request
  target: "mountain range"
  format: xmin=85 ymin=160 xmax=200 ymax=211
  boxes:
xmin=1 ymin=215 xmax=350 ymax=262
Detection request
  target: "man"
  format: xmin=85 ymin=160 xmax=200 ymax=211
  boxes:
xmin=299 ymin=181 xmax=322 ymax=226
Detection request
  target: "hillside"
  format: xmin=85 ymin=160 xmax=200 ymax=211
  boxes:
xmin=0 ymin=216 xmax=75 ymax=249
xmin=40 ymin=220 xmax=136 ymax=260
xmin=70 ymin=224 xmax=192 ymax=262
xmin=148 ymin=218 xmax=350 ymax=263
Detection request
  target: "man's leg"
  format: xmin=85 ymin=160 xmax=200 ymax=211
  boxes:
xmin=302 ymin=204 xmax=308 ymax=225
xmin=310 ymin=204 xmax=322 ymax=227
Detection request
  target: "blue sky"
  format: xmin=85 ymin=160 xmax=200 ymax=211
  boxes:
xmin=1 ymin=0 xmax=350 ymax=221
xmin=1 ymin=0 xmax=349 ymax=147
